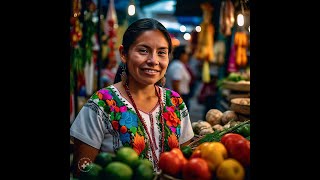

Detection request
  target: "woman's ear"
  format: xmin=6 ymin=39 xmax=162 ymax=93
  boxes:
xmin=119 ymin=45 xmax=127 ymax=63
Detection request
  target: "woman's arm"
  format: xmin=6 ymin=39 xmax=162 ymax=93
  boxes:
xmin=72 ymin=138 xmax=100 ymax=178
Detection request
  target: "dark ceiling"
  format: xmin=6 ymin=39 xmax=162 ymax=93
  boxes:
xmin=99 ymin=0 xmax=249 ymax=26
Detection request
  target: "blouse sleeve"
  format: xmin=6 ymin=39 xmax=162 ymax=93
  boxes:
xmin=70 ymin=101 xmax=107 ymax=149
xmin=179 ymin=105 xmax=194 ymax=145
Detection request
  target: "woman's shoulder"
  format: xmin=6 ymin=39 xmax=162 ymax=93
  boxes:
xmin=159 ymin=86 xmax=182 ymax=98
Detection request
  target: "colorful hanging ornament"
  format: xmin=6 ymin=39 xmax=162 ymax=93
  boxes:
xmin=195 ymin=2 xmax=215 ymax=63
xmin=219 ymin=0 xmax=235 ymax=36
xmin=104 ymin=0 xmax=118 ymax=60
xmin=227 ymin=45 xmax=238 ymax=73
xmin=70 ymin=0 xmax=82 ymax=47
xmin=234 ymin=31 xmax=249 ymax=67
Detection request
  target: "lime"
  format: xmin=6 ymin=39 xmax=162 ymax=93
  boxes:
xmin=94 ymin=152 xmax=115 ymax=168
xmin=79 ymin=163 xmax=102 ymax=180
xmin=116 ymin=147 xmax=139 ymax=168
xmin=133 ymin=163 xmax=155 ymax=180
xmin=136 ymin=159 xmax=153 ymax=169
xmin=101 ymin=161 xmax=133 ymax=180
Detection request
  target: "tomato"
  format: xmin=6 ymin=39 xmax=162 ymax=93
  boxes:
xmin=182 ymin=158 xmax=212 ymax=180
xmin=158 ymin=151 xmax=183 ymax=177
xmin=228 ymin=139 xmax=250 ymax=167
xmin=170 ymin=148 xmax=188 ymax=166
xmin=190 ymin=149 xmax=201 ymax=159
xmin=220 ymin=133 xmax=245 ymax=145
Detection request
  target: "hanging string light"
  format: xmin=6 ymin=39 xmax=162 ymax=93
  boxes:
xmin=128 ymin=0 xmax=136 ymax=16
xmin=237 ymin=0 xmax=245 ymax=27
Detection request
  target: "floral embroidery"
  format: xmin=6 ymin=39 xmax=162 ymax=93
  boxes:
xmin=168 ymin=133 xmax=179 ymax=149
xmin=132 ymin=133 xmax=146 ymax=155
xmin=97 ymin=89 xmax=112 ymax=100
xmin=119 ymin=111 xmax=138 ymax=129
xmin=120 ymin=126 xmax=127 ymax=134
xmin=90 ymin=86 xmax=187 ymax=163
xmin=120 ymin=132 xmax=131 ymax=144
xmin=163 ymin=110 xmax=181 ymax=127
xmin=111 ymin=120 xmax=119 ymax=131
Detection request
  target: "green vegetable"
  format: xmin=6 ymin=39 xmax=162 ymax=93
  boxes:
xmin=181 ymin=146 xmax=193 ymax=159
xmin=234 ymin=124 xmax=250 ymax=137
xmin=198 ymin=120 xmax=250 ymax=144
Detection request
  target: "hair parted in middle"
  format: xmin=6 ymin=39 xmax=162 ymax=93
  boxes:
xmin=114 ymin=18 xmax=173 ymax=85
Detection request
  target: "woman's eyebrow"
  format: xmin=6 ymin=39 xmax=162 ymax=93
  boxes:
xmin=136 ymin=44 xmax=168 ymax=50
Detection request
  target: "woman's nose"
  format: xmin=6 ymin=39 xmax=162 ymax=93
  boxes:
xmin=147 ymin=53 xmax=159 ymax=65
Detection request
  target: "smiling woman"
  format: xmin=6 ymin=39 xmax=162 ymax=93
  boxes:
xmin=70 ymin=18 xmax=194 ymax=177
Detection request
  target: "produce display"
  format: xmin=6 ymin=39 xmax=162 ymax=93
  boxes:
xmin=156 ymin=128 xmax=250 ymax=180
xmin=74 ymin=107 xmax=250 ymax=180
xmin=77 ymin=147 xmax=155 ymax=180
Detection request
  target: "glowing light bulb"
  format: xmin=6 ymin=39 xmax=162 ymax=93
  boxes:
xmin=195 ymin=26 xmax=201 ymax=32
xmin=183 ymin=33 xmax=191 ymax=40
xmin=237 ymin=14 xmax=244 ymax=26
xmin=128 ymin=5 xmax=135 ymax=16
xmin=180 ymin=25 xmax=186 ymax=32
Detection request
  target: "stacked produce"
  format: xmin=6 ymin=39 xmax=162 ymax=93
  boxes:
xmin=78 ymin=147 xmax=154 ymax=180
xmin=192 ymin=108 xmax=250 ymax=137
xmin=157 ymin=131 xmax=250 ymax=180
xmin=164 ymin=107 xmax=250 ymax=180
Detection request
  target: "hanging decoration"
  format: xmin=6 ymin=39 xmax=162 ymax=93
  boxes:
xmin=104 ymin=0 xmax=118 ymax=60
xmin=214 ymin=41 xmax=226 ymax=66
xmin=70 ymin=0 xmax=83 ymax=123
xmin=219 ymin=0 xmax=235 ymax=36
xmin=194 ymin=2 xmax=215 ymax=83
xmin=234 ymin=31 xmax=248 ymax=67
xmin=195 ymin=2 xmax=215 ymax=63
xmin=227 ymin=44 xmax=238 ymax=72
xmin=83 ymin=0 xmax=98 ymax=96
xmin=70 ymin=0 xmax=82 ymax=47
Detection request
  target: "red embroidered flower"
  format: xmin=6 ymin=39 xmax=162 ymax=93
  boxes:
xmin=111 ymin=120 xmax=119 ymax=131
xmin=163 ymin=111 xmax=181 ymax=127
xmin=120 ymin=125 xmax=127 ymax=134
xmin=168 ymin=133 xmax=179 ymax=149
xmin=132 ymin=133 xmax=145 ymax=155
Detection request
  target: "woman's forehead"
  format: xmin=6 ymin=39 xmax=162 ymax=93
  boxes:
xmin=133 ymin=30 xmax=169 ymax=47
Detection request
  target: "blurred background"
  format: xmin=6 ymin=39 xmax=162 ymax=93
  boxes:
xmin=70 ymin=0 xmax=250 ymax=124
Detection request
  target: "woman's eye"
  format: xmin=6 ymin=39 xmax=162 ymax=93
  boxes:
xmin=158 ymin=51 xmax=167 ymax=56
xmin=139 ymin=49 xmax=148 ymax=54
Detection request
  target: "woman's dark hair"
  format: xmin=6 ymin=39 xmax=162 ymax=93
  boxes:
xmin=114 ymin=18 xmax=173 ymax=84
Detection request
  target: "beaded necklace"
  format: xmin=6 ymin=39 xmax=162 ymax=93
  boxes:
xmin=123 ymin=82 xmax=165 ymax=170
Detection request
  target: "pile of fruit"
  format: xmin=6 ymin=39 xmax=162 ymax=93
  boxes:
xmin=78 ymin=147 xmax=154 ymax=180
xmin=158 ymin=133 xmax=250 ymax=180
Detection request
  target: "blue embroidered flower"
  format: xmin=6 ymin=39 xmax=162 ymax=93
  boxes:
xmin=120 ymin=132 xmax=131 ymax=144
xmin=119 ymin=111 xmax=138 ymax=129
